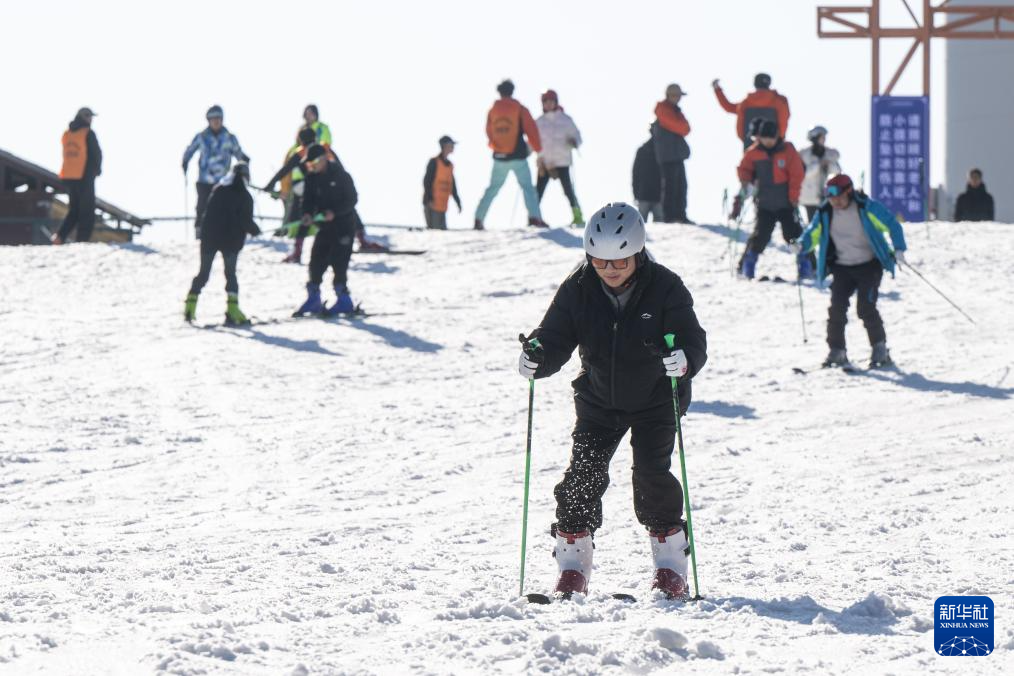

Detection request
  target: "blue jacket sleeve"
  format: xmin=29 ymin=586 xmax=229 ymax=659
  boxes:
xmin=798 ymin=210 xmax=821 ymax=254
xmin=869 ymin=200 xmax=907 ymax=251
xmin=183 ymin=133 xmax=202 ymax=167
xmin=231 ymin=134 xmax=250 ymax=163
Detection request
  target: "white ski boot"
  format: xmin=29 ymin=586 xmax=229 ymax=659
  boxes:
xmin=553 ymin=530 xmax=593 ymax=597
xmin=649 ymin=526 xmax=689 ymax=600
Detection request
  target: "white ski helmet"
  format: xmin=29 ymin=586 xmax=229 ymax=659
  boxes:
xmin=583 ymin=202 xmax=645 ymax=260
xmin=807 ymin=125 xmax=828 ymax=142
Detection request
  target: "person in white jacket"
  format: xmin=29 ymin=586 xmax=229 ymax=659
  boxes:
xmin=535 ymin=89 xmax=584 ymax=226
xmin=800 ymin=125 xmax=842 ymax=221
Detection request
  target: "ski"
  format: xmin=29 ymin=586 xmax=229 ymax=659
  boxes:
xmin=792 ymin=364 xmax=861 ymax=375
xmin=525 ymin=592 xmax=637 ymax=605
xmin=190 ymin=317 xmax=283 ymax=329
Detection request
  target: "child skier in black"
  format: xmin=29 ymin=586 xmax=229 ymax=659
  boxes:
xmin=518 ymin=202 xmax=707 ymax=599
xmin=184 ymin=163 xmax=260 ymax=324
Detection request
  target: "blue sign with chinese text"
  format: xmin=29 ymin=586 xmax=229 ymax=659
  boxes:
xmin=871 ymin=96 xmax=929 ymax=222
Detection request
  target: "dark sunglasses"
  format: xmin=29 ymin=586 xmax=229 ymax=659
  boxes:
xmin=588 ymin=255 xmax=631 ymax=270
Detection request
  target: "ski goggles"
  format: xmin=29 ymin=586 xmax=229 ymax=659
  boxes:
xmin=588 ymin=254 xmax=632 ymax=270
xmin=826 ymin=185 xmax=851 ymax=197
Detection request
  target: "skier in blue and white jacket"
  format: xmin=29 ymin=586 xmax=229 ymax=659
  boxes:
xmin=183 ymin=105 xmax=250 ymax=238
xmin=798 ymin=173 xmax=907 ymax=369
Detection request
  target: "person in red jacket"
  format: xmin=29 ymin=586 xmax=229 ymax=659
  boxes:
xmin=651 ymin=84 xmax=692 ymax=223
xmin=713 ymin=73 xmax=790 ymax=149
xmin=734 ymin=120 xmax=805 ymax=279
xmin=473 ymin=80 xmax=547 ymax=230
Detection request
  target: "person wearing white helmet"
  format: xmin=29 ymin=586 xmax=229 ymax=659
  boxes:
xmin=800 ymin=124 xmax=841 ymax=222
xmin=517 ymin=202 xmax=707 ymax=600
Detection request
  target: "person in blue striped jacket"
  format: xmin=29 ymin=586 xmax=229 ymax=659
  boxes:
xmin=183 ymin=105 xmax=250 ymax=239
xmin=798 ymin=173 xmax=907 ymax=369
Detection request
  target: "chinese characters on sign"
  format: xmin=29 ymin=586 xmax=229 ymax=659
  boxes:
xmin=871 ymin=96 xmax=929 ymax=222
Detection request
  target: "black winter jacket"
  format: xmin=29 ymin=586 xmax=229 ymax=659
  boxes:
xmin=531 ymin=258 xmax=707 ymax=415
xmin=199 ymin=179 xmax=259 ymax=252
xmin=632 ymin=140 xmax=662 ymax=203
xmin=302 ymin=160 xmax=358 ymax=224
xmin=68 ymin=118 xmax=102 ymax=179
xmin=954 ymin=183 xmax=994 ymax=222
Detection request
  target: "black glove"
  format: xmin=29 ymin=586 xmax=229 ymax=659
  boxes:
xmin=730 ymin=195 xmax=743 ymax=220
xmin=248 ymin=223 xmax=262 ymax=237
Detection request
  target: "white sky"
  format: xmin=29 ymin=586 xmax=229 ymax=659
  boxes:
xmin=1 ymin=0 xmax=949 ymax=234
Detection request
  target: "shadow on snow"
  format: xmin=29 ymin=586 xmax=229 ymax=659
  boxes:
xmin=861 ymin=369 xmax=1012 ymax=399
xmin=689 ymin=400 xmax=758 ymax=419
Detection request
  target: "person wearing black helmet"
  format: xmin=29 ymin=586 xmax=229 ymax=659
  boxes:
xmin=797 ymin=173 xmax=908 ymax=368
xmin=183 ymin=162 xmax=261 ymax=325
xmin=518 ymin=203 xmax=708 ymax=600
xmin=800 ymin=125 xmax=841 ymax=222
xmin=734 ymin=119 xmax=805 ymax=279
xmin=182 ymin=105 xmax=250 ymax=239
xmin=293 ymin=144 xmax=360 ymax=316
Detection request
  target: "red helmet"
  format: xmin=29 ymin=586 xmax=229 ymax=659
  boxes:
xmin=541 ymin=89 xmax=559 ymax=103
xmin=826 ymin=173 xmax=853 ymax=197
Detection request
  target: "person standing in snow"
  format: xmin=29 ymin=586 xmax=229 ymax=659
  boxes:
xmin=265 ymin=126 xmax=318 ymax=263
xmin=183 ymin=105 xmax=250 ymax=239
xmin=798 ymin=173 xmax=907 ymax=368
xmin=422 ymin=135 xmax=462 ymax=230
xmin=292 ymin=144 xmax=360 ymax=317
xmin=733 ymin=120 xmax=806 ymax=279
xmin=535 ymin=89 xmax=584 ymax=226
xmin=474 ymin=80 xmax=548 ymax=230
xmin=712 ymin=73 xmax=790 ymax=149
xmin=953 ymin=168 xmax=995 ymax=222
xmin=651 ymin=84 xmax=692 ymax=224
xmin=799 ymin=125 xmax=842 ymax=222
xmin=518 ymin=203 xmax=708 ymax=599
xmin=632 ymin=135 xmax=663 ymax=223
xmin=53 ymin=107 xmax=102 ymax=245
xmin=183 ymin=163 xmax=261 ymax=325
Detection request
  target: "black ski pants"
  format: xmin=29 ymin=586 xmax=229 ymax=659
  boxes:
xmin=746 ymin=207 xmax=802 ymax=255
xmin=190 ymin=243 xmax=239 ymax=295
xmin=308 ymin=213 xmax=356 ymax=290
xmin=536 ymin=166 xmax=580 ymax=208
xmin=195 ymin=182 xmax=215 ymax=239
xmin=57 ymin=178 xmax=97 ymax=242
xmin=554 ymin=396 xmax=683 ymax=535
xmin=827 ymin=259 xmax=886 ymax=350
xmin=659 ymin=161 xmax=688 ymax=223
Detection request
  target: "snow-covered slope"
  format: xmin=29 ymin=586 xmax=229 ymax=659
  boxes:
xmin=1 ymin=221 xmax=1012 ymax=675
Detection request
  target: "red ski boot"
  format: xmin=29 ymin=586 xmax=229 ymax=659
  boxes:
xmin=649 ymin=526 xmax=690 ymax=600
xmin=553 ymin=530 xmax=593 ymax=597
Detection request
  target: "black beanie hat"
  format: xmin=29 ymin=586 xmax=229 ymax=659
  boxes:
xmin=497 ymin=79 xmax=515 ymax=97
xmin=298 ymin=127 xmax=316 ymax=145
xmin=754 ymin=73 xmax=772 ymax=89
xmin=758 ymin=119 xmax=779 ymax=138
xmin=304 ymin=144 xmax=327 ymax=163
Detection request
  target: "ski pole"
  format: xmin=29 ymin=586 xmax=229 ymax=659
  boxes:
xmin=183 ymin=174 xmax=189 ymax=242
xmin=796 ymin=277 xmax=808 ymax=343
xmin=901 ymin=261 xmax=976 ymax=325
xmin=663 ymin=333 xmax=701 ymax=601
xmin=518 ymin=336 xmax=541 ymax=597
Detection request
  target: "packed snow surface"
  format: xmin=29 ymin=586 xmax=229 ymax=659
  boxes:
xmin=1 ymin=221 xmax=1012 ymax=674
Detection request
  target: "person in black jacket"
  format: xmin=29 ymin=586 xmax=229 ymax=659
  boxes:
xmin=54 ymin=107 xmax=102 ymax=244
xmin=518 ymin=202 xmax=707 ymax=600
xmin=632 ymin=137 xmax=662 ymax=222
xmin=953 ymin=168 xmax=995 ymax=222
xmin=184 ymin=163 xmax=261 ymax=325
xmin=293 ymin=144 xmax=360 ymax=316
